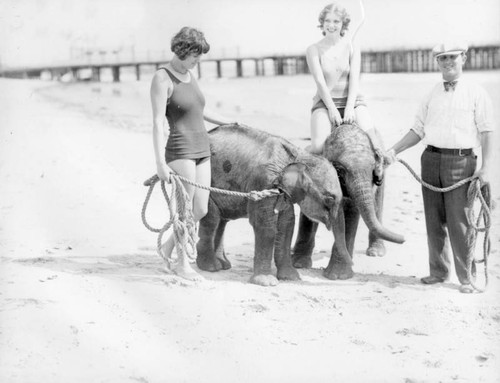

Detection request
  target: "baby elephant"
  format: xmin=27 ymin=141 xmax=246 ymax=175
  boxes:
xmin=196 ymin=124 xmax=349 ymax=286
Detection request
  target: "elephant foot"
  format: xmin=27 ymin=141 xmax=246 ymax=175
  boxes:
xmin=196 ymin=254 xmax=232 ymax=272
xmin=291 ymin=239 xmax=314 ymax=269
xmin=323 ymin=263 xmax=354 ymax=280
xmin=250 ymin=273 xmax=279 ymax=287
xmin=291 ymin=254 xmax=313 ymax=269
xmin=277 ymin=265 xmax=301 ymax=281
xmin=366 ymin=241 xmax=386 ymax=257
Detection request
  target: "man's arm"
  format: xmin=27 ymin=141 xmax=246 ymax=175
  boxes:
xmin=474 ymin=131 xmax=493 ymax=185
xmin=384 ymin=130 xmax=422 ymax=164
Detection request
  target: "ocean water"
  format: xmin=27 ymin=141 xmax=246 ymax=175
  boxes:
xmin=35 ymin=70 xmax=500 ymax=143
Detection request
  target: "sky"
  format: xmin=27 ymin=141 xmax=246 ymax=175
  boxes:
xmin=1 ymin=0 xmax=499 ymax=68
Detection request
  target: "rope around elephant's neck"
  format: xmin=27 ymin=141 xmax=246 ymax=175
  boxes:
xmin=143 ymin=174 xmax=281 ymax=201
xmin=141 ymin=174 xmax=282 ymax=267
xmin=395 ymin=158 xmax=492 ymax=293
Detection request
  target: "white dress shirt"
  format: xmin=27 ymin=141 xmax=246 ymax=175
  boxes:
xmin=411 ymin=78 xmax=494 ymax=149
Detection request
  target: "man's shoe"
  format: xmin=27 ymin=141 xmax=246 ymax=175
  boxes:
xmin=459 ymin=284 xmax=474 ymax=294
xmin=420 ymin=275 xmax=445 ymax=285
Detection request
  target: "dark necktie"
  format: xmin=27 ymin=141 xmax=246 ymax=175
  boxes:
xmin=443 ymin=81 xmax=457 ymax=92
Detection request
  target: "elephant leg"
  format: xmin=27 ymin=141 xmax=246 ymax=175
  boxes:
xmin=196 ymin=199 xmax=229 ymax=272
xmin=324 ymin=207 xmax=354 ymax=280
xmin=292 ymin=213 xmax=319 ymax=269
xmin=274 ymin=206 xmax=300 ymax=281
xmin=249 ymin=201 xmax=279 ymax=286
xmin=213 ymin=219 xmax=232 ymax=270
xmin=366 ymin=183 xmax=387 ymax=257
xmin=344 ymin=198 xmax=360 ymax=257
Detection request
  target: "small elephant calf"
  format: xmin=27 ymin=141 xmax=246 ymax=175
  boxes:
xmin=196 ymin=124 xmax=350 ymax=286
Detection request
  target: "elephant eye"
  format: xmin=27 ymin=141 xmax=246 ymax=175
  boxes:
xmin=324 ymin=196 xmax=336 ymax=207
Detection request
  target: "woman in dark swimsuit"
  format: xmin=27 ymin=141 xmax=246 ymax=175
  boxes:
xmin=150 ymin=27 xmax=233 ymax=280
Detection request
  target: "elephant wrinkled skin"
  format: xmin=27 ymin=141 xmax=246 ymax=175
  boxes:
xmin=293 ymin=123 xmax=405 ymax=280
xmin=196 ymin=124 xmax=347 ymax=286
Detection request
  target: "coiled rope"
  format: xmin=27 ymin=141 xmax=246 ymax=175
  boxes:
xmin=141 ymin=174 xmax=281 ymax=268
xmin=396 ymin=158 xmax=492 ymax=292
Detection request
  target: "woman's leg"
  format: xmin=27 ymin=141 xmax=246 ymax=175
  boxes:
xmin=355 ymin=106 xmax=384 ymax=182
xmin=308 ymin=108 xmax=332 ymax=154
xmin=192 ymin=158 xmax=211 ymax=221
xmin=355 ymin=105 xmax=383 ymax=151
xmin=161 ymin=158 xmax=202 ymax=280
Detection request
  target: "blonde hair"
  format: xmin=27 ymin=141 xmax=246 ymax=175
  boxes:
xmin=318 ymin=3 xmax=351 ymax=36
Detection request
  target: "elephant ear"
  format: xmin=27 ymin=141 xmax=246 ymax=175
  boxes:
xmin=274 ymin=163 xmax=311 ymax=204
xmin=332 ymin=162 xmax=346 ymax=177
xmin=271 ymin=174 xmax=292 ymax=213
xmin=273 ymin=193 xmax=290 ymax=213
xmin=280 ymin=141 xmax=300 ymax=162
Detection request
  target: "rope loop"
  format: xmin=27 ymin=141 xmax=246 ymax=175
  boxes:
xmin=141 ymin=172 xmax=283 ymax=268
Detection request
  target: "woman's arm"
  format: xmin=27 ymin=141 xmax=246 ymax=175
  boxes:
xmin=203 ymin=107 xmax=235 ymax=126
xmin=150 ymin=70 xmax=173 ymax=181
xmin=344 ymin=42 xmax=361 ymax=123
xmin=192 ymin=73 xmax=236 ymax=127
xmin=346 ymin=0 xmax=365 ymax=122
xmin=306 ymin=44 xmax=342 ymax=126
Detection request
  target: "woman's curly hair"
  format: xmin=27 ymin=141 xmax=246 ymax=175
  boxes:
xmin=318 ymin=3 xmax=351 ymax=36
xmin=171 ymin=27 xmax=210 ymax=60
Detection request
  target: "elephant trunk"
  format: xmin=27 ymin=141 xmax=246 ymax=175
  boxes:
xmin=349 ymin=175 xmax=405 ymax=244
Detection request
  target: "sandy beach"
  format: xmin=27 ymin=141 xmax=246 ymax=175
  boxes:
xmin=1 ymin=71 xmax=499 ymax=382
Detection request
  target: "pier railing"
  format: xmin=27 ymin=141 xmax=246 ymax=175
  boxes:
xmin=1 ymin=45 xmax=498 ymax=82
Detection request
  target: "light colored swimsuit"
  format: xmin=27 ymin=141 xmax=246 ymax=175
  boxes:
xmin=311 ymin=39 xmax=365 ymax=112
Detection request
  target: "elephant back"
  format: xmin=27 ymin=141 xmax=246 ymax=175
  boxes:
xmin=208 ymin=124 xmax=299 ymax=192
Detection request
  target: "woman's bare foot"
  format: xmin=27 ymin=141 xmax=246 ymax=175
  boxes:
xmin=159 ymin=237 xmax=203 ymax=281
xmin=159 ymin=239 xmax=175 ymax=264
xmin=173 ymin=263 xmax=204 ymax=281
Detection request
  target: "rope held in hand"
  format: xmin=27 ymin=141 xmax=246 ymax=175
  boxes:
xmin=141 ymin=175 xmax=198 ymax=269
xmin=141 ymin=174 xmax=281 ymax=267
xmin=396 ymin=158 xmax=492 ymax=293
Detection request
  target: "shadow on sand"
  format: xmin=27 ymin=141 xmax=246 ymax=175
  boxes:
xmin=10 ymin=250 xmax=459 ymax=291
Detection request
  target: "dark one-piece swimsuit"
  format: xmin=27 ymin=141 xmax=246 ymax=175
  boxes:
xmin=162 ymin=68 xmax=210 ymax=164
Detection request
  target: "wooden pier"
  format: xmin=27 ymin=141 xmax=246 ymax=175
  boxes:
xmin=1 ymin=45 xmax=498 ymax=82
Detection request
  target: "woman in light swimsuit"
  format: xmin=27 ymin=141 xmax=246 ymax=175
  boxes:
xmin=306 ymin=3 xmax=385 ymax=166
xmin=150 ymin=27 xmax=233 ymax=280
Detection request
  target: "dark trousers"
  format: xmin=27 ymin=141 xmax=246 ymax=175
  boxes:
xmin=421 ymin=149 xmax=477 ymax=284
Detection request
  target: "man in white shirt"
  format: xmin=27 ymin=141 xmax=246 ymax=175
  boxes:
xmin=385 ymin=42 xmax=494 ymax=293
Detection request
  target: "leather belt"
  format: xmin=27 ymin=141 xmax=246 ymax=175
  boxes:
xmin=426 ymin=145 xmax=473 ymax=156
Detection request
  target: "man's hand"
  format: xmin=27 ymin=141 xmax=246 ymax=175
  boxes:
xmin=381 ymin=148 xmax=397 ymax=165
xmin=473 ymin=167 xmax=490 ymax=186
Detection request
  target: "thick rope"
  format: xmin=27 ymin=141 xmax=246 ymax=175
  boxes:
xmin=141 ymin=173 xmax=282 ymax=268
xmin=144 ymin=174 xmax=281 ymax=201
xmin=350 ymin=0 xmax=365 ymax=44
xmin=395 ymin=158 xmax=492 ymax=292
xmin=141 ymin=175 xmax=198 ymax=269
xmin=465 ymin=179 xmax=491 ymax=292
